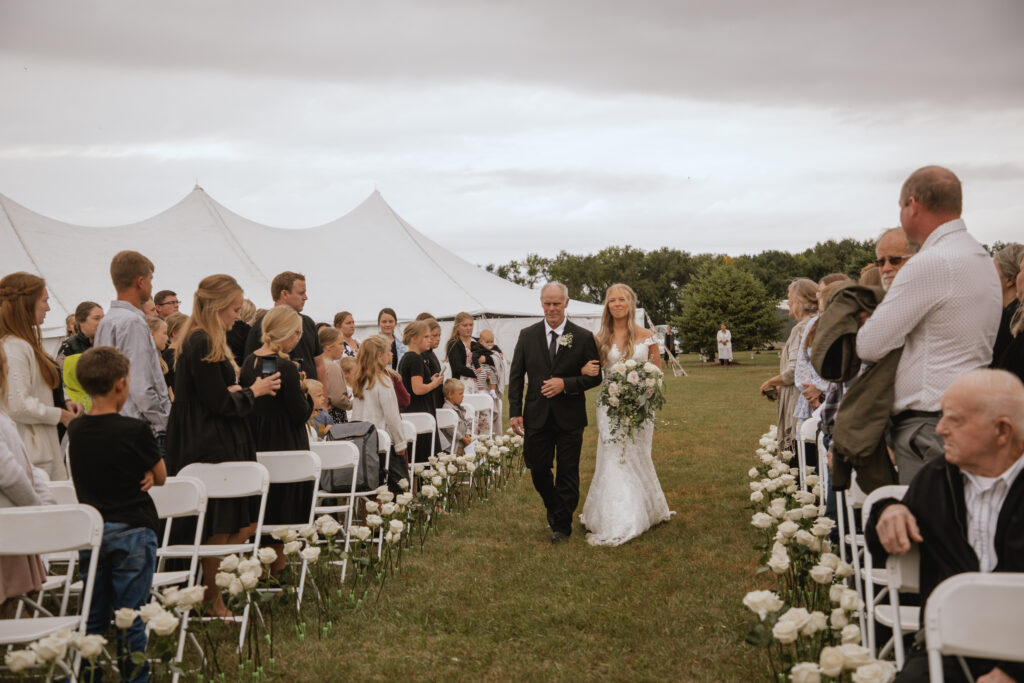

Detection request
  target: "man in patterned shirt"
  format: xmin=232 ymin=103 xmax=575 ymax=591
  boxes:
xmin=857 ymin=166 xmax=1002 ymax=483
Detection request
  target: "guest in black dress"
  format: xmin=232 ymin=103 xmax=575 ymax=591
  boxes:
xmin=166 ymin=274 xmax=281 ymax=615
xmin=398 ymin=321 xmax=443 ymax=462
xmin=422 ymin=318 xmax=445 ymax=410
xmin=239 ymin=305 xmax=314 ymax=572
xmin=446 ymin=311 xmax=478 ymax=384
xmin=992 ymin=244 xmax=1023 ymax=365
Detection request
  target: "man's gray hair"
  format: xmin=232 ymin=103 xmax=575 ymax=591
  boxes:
xmin=540 ymin=281 xmax=569 ymax=301
xmin=877 ymin=227 xmax=920 ymax=255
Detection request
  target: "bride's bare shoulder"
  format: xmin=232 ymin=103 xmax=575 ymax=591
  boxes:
xmin=636 ymin=328 xmax=655 ymax=340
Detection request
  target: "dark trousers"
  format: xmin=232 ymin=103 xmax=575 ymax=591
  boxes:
xmin=524 ymin=414 xmax=583 ymax=535
xmin=897 ymin=644 xmax=1010 ymax=683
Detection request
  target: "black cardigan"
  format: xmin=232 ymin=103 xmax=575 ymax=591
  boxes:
xmin=446 ymin=338 xmax=477 ymax=380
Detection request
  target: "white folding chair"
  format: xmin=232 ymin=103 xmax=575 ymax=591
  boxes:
xmin=816 ymin=429 xmax=830 ymax=506
xmin=882 ymin=544 xmax=921 ymax=669
xmin=34 ymin=481 xmax=80 ymax=616
xmin=925 ymin=573 xmax=1024 ymax=683
xmin=176 ymin=461 xmax=270 ymax=650
xmin=403 ymin=412 xmax=437 ymax=493
xmin=796 ymin=416 xmax=820 ymax=491
xmin=309 ymin=441 xmax=360 ymax=582
xmin=255 ymin=450 xmax=322 ymax=606
xmin=861 ymin=485 xmax=910 ymax=656
xmin=47 ymin=480 xmax=79 ymax=505
xmin=463 ymin=393 xmax=494 ymax=439
xmin=400 ymin=419 xmax=417 ymax=463
xmin=835 ymin=471 xmax=869 ymax=634
xmin=435 ymin=408 xmax=459 ymax=453
xmin=0 ymin=504 xmax=103 ymax=673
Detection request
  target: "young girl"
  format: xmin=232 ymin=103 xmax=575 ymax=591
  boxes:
xmin=350 ymin=335 xmax=408 ymax=491
xmin=440 ymin=379 xmax=473 ymax=456
xmin=147 ymin=316 xmax=174 ymax=401
xmin=398 ymin=321 xmax=443 ymax=462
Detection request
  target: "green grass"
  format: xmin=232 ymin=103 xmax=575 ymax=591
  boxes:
xmin=274 ymin=352 xmax=783 ymax=682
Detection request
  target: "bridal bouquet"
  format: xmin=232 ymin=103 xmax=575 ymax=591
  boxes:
xmin=597 ymin=359 xmax=666 ymax=443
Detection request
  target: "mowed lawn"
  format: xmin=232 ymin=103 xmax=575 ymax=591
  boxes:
xmin=275 ymin=352 xmax=781 ymax=682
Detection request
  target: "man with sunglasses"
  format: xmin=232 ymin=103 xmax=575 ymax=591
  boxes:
xmin=874 ymin=228 xmax=917 ymax=291
xmin=857 ymin=166 xmax=1002 ymax=484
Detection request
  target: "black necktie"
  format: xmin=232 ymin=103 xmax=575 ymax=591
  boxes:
xmin=549 ymin=330 xmax=558 ymax=362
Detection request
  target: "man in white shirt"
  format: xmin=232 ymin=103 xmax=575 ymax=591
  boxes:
xmin=857 ymin=166 xmax=1002 ymax=483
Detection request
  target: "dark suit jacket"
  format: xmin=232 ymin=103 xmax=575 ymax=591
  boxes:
xmin=508 ymin=320 xmax=601 ymax=432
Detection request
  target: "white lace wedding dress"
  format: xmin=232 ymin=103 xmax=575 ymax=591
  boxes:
xmin=579 ymin=339 xmax=674 ymax=547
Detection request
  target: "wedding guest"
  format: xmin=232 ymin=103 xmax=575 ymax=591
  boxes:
xmin=874 ymin=227 xmax=917 ymax=291
xmin=858 ymin=167 xmax=1002 ymax=484
xmin=993 ymin=253 xmax=1024 ymax=382
xmin=317 ymin=326 xmax=353 ymax=423
xmin=377 ymin=308 xmax=405 ymax=370
xmin=440 ymin=379 xmax=473 ymax=455
xmin=385 ymin=346 xmax=411 ymax=410
xmin=239 ymin=305 xmax=314 ymax=573
xmin=0 ymin=272 xmax=80 ymax=480
xmin=421 ymin=318 xmax=445 ymax=410
xmin=0 ymin=343 xmax=57 ymax=615
xmin=991 ymin=243 xmax=1024 ymax=366
xmin=141 ymin=297 xmax=157 ymax=318
xmin=64 ymin=314 xmax=76 ymax=338
xmin=244 ymin=272 xmax=325 ymax=382
xmin=339 ymin=356 xmax=356 ymax=397
xmin=859 ymin=264 xmax=882 ymax=287
xmin=94 ymin=250 xmax=172 ymax=454
xmin=399 ymin=321 xmax=443 ymax=462
xmin=147 ymin=316 xmax=173 ymax=400
xmin=473 ymin=329 xmax=504 ymax=433
xmin=226 ymin=298 xmax=255 ymax=367
xmin=795 ymin=274 xmax=848 ymax=421
xmin=166 ymin=274 xmax=281 ymax=615
xmin=351 ymin=335 xmax=408 ymax=489
xmin=760 ymin=279 xmax=818 ymax=454
xmin=153 ymin=290 xmax=180 ymax=320
xmin=716 ymin=323 xmax=733 ymax=366
xmin=305 ymin=379 xmax=333 ymax=440
xmin=164 ymin=312 xmax=188 ymax=388
xmin=57 ymin=301 xmax=103 ymax=410
xmin=446 ymin=312 xmax=478 ymax=387
xmin=333 ymin=311 xmax=359 ymax=358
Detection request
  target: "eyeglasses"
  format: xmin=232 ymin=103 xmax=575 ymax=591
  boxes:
xmin=160 ymin=300 xmax=180 ymax=306
xmin=875 ymin=256 xmax=910 ymax=268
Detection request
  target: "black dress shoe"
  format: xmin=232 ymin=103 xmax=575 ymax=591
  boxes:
xmin=550 ymin=531 xmax=570 ymax=544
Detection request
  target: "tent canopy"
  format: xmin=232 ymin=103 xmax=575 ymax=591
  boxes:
xmin=0 ymin=187 xmax=603 ymax=340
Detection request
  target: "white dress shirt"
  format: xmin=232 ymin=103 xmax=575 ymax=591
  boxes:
xmin=962 ymin=453 xmax=1024 ymax=572
xmin=544 ymin=319 xmax=568 ymax=349
xmin=856 ymin=219 xmax=1002 ymax=412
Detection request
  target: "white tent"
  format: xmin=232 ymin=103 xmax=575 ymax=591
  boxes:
xmin=0 ymin=187 xmax=604 ymax=352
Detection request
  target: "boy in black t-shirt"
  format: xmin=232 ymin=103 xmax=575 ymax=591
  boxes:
xmin=69 ymin=346 xmax=166 ymax=682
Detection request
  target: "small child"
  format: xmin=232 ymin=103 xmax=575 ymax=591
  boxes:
xmin=147 ymin=316 xmax=174 ymax=401
xmin=441 ymin=379 xmax=473 ymax=455
xmin=306 ymin=379 xmax=333 ymax=440
xmin=68 ymin=346 xmax=165 ymax=682
xmin=471 ymin=332 xmax=499 ymax=398
xmin=339 ymin=357 xmax=356 ymax=403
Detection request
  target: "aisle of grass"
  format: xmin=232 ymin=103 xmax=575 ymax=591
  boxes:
xmin=276 ymin=353 xmax=781 ymax=681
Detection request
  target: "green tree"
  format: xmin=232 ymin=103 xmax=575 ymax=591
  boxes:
xmin=672 ymin=262 xmax=782 ymax=355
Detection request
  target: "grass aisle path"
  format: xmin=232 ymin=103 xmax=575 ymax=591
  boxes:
xmin=280 ymin=354 xmax=781 ymax=681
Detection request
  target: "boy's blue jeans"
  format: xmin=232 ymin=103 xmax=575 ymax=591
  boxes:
xmin=79 ymin=523 xmax=158 ymax=683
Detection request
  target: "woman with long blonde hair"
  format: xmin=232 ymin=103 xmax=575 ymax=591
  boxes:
xmin=0 ymin=272 xmax=81 ymax=480
xmin=165 ymin=274 xmax=281 ymax=616
xmin=578 ymin=283 xmax=672 ymax=547
xmin=351 ymin=335 xmax=408 ymax=488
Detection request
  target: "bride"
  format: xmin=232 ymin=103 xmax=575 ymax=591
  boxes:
xmin=578 ymin=283 xmax=674 ymax=546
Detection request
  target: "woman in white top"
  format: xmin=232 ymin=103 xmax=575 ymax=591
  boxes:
xmin=716 ymin=323 xmax=733 ymax=366
xmin=0 ymin=273 xmax=81 ymax=481
xmin=351 ymin=335 xmax=408 ymax=488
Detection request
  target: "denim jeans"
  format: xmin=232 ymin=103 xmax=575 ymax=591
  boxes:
xmin=79 ymin=523 xmax=158 ymax=683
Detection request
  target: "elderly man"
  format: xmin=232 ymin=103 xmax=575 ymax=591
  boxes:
xmin=874 ymin=227 xmax=917 ymax=291
xmin=866 ymin=369 xmax=1024 ymax=682
xmin=857 ymin=166 xmax=1002 ymax=483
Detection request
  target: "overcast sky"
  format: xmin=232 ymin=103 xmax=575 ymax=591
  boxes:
xmin=1 ymin=0 xmax=1022 ymax=266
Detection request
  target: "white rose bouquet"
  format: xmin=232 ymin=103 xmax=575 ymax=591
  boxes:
xmin=596 ymin=360 xmax=665 ymax=445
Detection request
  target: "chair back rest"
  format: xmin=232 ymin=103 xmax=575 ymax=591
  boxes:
xmin=462 ymin=394 xmax=492 ymax=415
xmin=310 ymin=441 xmax=360 ymax=472
xmin=47 ymin=480 xmax=79 ymax=505
xmin=149 ymin=476 xmax=208 ymax=519
xmin=886 ymin=544 xmax=921 ymax=594
xmin=178 ymin=461 xmax=270 ymax=499
xmin=846 ymin=470 xmax=868 ymax=507
xmin=435 ymin=408 xmax=458 ymax=431
xmin=401 ymin=420 xmax=417 ymax=443
xmin=0 ymin=504 xmax=103 ymax=555
xmin=404 ymin=412 xmax=436 ymax=434
xmin=799 ymin=416 xmax=820 ymax=442
xmin=861 ymin=485 xmax=909 ymax=526
xmin=925 ymin=572 xmax=1024 ymax=661
xmin=256 ymin=450 xmax=322 ymax=485
xmin=377 ymin=430 xmax=392 ymax=454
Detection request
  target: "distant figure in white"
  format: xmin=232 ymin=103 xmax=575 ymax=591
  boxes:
xmin=717 ymin=323 xmax=733 ymax=366
xmin=579 ymin=283 xmax=674 ymax=546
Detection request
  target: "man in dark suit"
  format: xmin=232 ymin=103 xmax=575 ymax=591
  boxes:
xmin=509 ymin=282 xmax=601 ymax=543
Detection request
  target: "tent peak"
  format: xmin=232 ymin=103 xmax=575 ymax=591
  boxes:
xmin=193 ymin=183 xmax=205 ymax=193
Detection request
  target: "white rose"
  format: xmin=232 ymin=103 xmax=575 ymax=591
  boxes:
xmin=751 ymin=512 xmax=773 ymax=529
xmin=150 ymin=611 xmax=179 ymax=637
xmin=835 ymin=561 xmax=855 ymax=579
xmin=759 ymin=453 xmax=775 ymax=464
xmin=851 ymin=661 xmax=896 ymax=683
xmin=366 ymin=515 xmax=383 ymax=529
xmin=384 ymin=531 xmax=396 ymax=545
xmin=381 ymin=502 xmax=397 ymax=516
xmin=218 ymin=554 xmax=240 ymax=572
xmin=645 ymin=377 xmax=656 ymax=388
xmin=178 ymin=585 xmax=207 ymax=609
xmin=161 ymin=586 xmax=180 ymax=607
xmin=351 ymin=526 xmax=372 ymax=541
xmin=258 ymin=547 xmax=278 ymax=565
xmin=748 ymin=467 xmax=759 ymax=478
xmin=841 ymin=624 xmax=861 ymax=644
xmin=839 ymin=589 xmax=864 ymax=612
xmin=301 ymin=546 xmax=321 ymax=564
xmin=413 ymin=463 xmax=426 ymax=474
xmin=790 ymin=662 xmax=821 ymax=683
xmin=801 ymin=504 xmax=821 ymax=519
xmin=750 ymin=481 xmax=765 ymax=492
xmin=215 ymin=571 xmax=234 ymax=588
xmin=767 ymin=551 xmax=790 ymax=574
xmin=829 ymin=584 xmax=846 ymax=603
xmin=375 ymin=484 xmax=390 ymax=495
xmin=466 ymin=462 xmax=477 ymax=473
xmin=830 ymin=607 xmax=849 ymax=629
xmin=283 ymin=540 xmax=303 ymax=555
xmin=626 ymin=371 xmax=640 ymax=385
xmin=447 ymin=463 xmax=458 ymax=475
xmin=239 ymin=558 xmax=261 ymax=575
xmin=396 ymin=493 xmax=414 ymax=506
xmin=4 ymin=649 xmax=38 ymax=672
xmin=389 ymin=520 xmax=405 ymax=535
xmin=72 ymin=633 xmax=107 ymax=659
xmin=398 ymin=478 xmax=410 ymax=491
xmin=838 ymin=644 xmax=872 ymax=669
xmin=431 ymin=476 xmax=444 ymax=487
xmin=377 ymin=491 xmax=395 ymax=504
xmin=608 ymin=382 xmax=619 ymax=396
xmin=611 ymin=362 xmax=626 ymax=374
xmin=114 ymin=607 xmax=139 ymax=629
xmin=270 ymin=527 xmax=291 ymax=541
xmin=818 ymin=552 xmax=840 ymax=570
xmin=794 ymin=490 xmax=816 ymax=505
xmin=750 ymin=490 xmax=764 ymax=503
xmin=239 ymin=571 xmax=259 ymax=590
xmin=624 ymin=359 xmax=637 ymax=370
xmin=138 ymin=601 xmax=165 ymax=624
xmin=777 ymin=520 xmax=799 ymax=538
xmin=771 ymin=619 xmax=799 ymax=644
xmin=228 ymin=578 xmax=244 ymax=596
xmin=818 ymin=646 xmax=844 ymax=678
xmin=783 ymin=508 xmax=804 ymax=521
xmin=803 ymin=611 xmax=828 ymax=637
xmin=427 ymin=455 xmax=439 ymax=464
xmin=742 ymin=590 xmax=784 ymax=620
xmin=31 ymin=634 xmax=69 ymax=662
xmin=805 ymin=474 xmax=820 ymax=486
xmin=421 ymin=484 xmax=438 ymax=499
xmin=365 ymin=501 xmax=380 ymax=514
xmin=808 ymin=565 xmax=833 ymax=585
xmin=320 ymin=519 xmax=343 ymax=537
xmin=794 ymin=530 xmax=816 ymax=548
xmin=512 ymin=435 xmax=523 ymax=445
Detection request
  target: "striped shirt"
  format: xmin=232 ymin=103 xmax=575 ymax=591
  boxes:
xmin=962 ymin=453 xmax=1024 ymax=572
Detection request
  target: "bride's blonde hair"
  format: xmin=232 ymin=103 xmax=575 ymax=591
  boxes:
xmin=596 ymin=283 xmax=639 ymax=367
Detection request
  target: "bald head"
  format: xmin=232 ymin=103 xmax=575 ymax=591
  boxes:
xmin=946 ymin=369 xmax=1024 ymax=426
xmin=900 ymin=166 xmax=962 ymax=215
xmin=938 ymin=369 xmax=1024 ymax=476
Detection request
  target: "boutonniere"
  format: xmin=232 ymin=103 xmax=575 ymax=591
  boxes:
xmin=559 ymin=333 xmax=573 ymax=348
